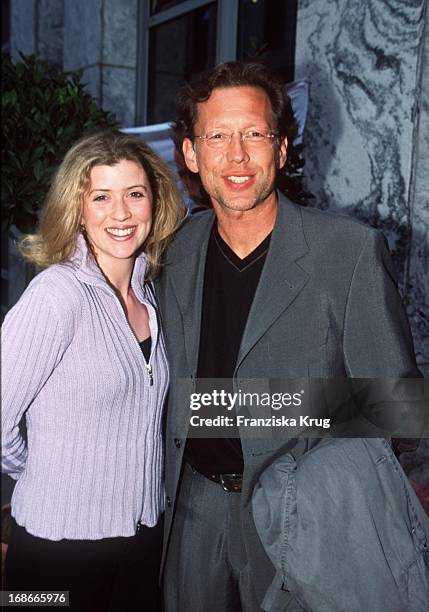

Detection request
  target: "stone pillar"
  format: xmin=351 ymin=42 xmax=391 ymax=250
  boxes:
xmin=102 ymin=0 xmax=138 ymax=127
xmin=10 ymin=0 xmax=37 ymax=58
xmin=63 ymin=0 xmax=103 ymax=99
xmin=63 ymin=0 xmax=138 ymax=127
xmin=11 ymin=0 xmax=64 ymax=65
xmin=295 ymin=0 xmax=428 ymax=374
xmin=37 ymin=0 xmax=64 ymax=66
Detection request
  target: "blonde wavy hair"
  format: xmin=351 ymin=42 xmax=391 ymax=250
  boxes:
xmin=20 ymin=129 xmax=186 ymax=279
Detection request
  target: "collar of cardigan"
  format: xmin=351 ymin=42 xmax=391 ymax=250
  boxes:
xmin=69 ymin=233 xmax=149 ymax=300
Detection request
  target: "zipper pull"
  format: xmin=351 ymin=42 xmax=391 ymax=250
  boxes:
xmin=146 ymin=362 xmax=153 ymax=386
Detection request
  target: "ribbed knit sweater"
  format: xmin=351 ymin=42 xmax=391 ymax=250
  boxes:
xmin=1 ymin=235 xmax=169 ymax=540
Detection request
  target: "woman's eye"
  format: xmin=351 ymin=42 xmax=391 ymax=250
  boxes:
xmin=129 ymin=191 xmax=144 ymax=198
xmin=93 ymin=194 xmax=108 ymax=202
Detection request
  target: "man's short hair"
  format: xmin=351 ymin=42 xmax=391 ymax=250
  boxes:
xmin=172 ymin=61 xmax=299 ymax=207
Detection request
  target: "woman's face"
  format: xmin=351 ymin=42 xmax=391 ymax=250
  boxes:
xmin=81 ymin=159 xmax=153 ymax=273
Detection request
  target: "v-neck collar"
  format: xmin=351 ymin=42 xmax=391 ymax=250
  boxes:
xmin=212 ymin=223 xmax=272 ymax=272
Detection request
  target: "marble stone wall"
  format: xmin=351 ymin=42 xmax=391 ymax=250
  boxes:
xmin=407 ymin=7 xmax=429 ymax=373
xmin=295 ymin=0 xmax=428 ymax=375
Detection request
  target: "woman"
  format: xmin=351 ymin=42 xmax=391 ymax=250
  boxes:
xmin=1 ymin=129 xmax=185 ymax=611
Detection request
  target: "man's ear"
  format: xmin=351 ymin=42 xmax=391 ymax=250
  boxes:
xmin=278 ymin=137 xmax=288 ymax=170
xmin=183 ymin=138 xmax=199 ymax=174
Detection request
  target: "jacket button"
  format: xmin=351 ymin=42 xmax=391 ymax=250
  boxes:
xmin=166 ymin=496 xmax=172 ymax=507
xmin=174 ymin=438 xmax=181 ymax=448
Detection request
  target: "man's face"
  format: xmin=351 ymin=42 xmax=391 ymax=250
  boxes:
xmin=182 ymin=86 xmax=287 ymax=213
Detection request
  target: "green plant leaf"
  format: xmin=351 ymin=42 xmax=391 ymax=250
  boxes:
xmin=2 ymin=90 xmax=18 ymax=106
xmin=33 ymin=160 xmax=44 ymax=181
xmin=1 ymin=52 xmax=118 ymax=234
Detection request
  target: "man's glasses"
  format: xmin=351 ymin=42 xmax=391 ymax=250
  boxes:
xmin=194 ymin=130 xmax=277 ymax=150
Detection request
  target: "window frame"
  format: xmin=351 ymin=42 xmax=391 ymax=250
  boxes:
xmin=136 ymin=0 xmax=239 ymax=125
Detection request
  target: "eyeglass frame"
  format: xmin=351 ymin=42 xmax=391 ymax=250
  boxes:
xmin=193 ymin=129 xmax=279 ymax=150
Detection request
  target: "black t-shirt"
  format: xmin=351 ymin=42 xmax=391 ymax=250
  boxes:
xmin=185 ymin=223 xmax=271 ymax=473
xmin=139 ymin=336 xmax=151 ymax=362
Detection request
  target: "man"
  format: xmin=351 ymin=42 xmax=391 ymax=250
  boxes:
xmin=155 ymin=61 xmax=420 ymax=611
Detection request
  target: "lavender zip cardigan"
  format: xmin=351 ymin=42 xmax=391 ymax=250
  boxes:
xmin=1 ymin=235 xmax=169 ymax=541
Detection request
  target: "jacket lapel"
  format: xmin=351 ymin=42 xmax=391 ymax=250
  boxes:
xmin=236 ymin=196 xmax=310 ymax=372
xmin=167 ymin=211 xmax=215 ymax=376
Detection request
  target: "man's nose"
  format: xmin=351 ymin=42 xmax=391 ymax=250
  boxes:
xmin=226 ymin=133 xmax=250 ymax=163
xmin=111 ymin=197 xmax=131 ymax=220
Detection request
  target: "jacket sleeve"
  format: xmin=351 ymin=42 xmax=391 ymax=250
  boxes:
xmin=342 ymin=231 xmax=426 ymax=441
xmin=1 ymin=278 xmax=67 ymax=479
xmin=343 ymin=230 xmax=420 ymax=378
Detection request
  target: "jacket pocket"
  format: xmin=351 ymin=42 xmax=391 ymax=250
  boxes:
xmin=404 ymin=550 xmax=429 ymax=612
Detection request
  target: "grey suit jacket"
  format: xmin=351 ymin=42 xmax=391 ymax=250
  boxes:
xmin=155 ymin=194 xmax=420 ymax=596
xmin=252 ymin=437 xmax=429 ymax=612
